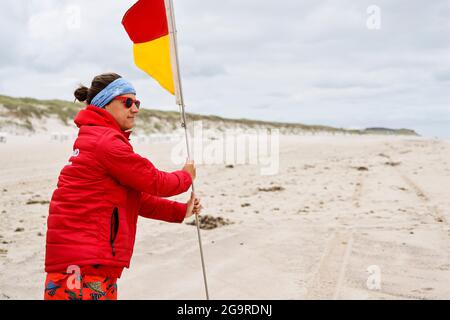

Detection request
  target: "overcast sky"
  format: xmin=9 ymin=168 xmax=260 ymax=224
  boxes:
xmin=1 ymin=0 xmax=449 ymax=138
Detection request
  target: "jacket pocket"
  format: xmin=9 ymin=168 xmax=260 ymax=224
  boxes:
xmin=110 ymin=207 xmax=119 ymax=257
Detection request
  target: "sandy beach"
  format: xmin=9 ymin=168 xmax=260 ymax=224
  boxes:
xmin=1 ymin=133 xmax=449 ymax=300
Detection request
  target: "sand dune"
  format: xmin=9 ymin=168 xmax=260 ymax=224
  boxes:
xmin=0 ymin=134 xmax=449 ymax=299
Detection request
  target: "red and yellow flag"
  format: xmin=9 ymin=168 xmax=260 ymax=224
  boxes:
xmin=122 ymin=0 xmax=175 ymax=94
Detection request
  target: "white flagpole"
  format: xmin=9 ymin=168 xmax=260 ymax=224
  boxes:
xmin=165 ymin=0 xmax=210 ymax=300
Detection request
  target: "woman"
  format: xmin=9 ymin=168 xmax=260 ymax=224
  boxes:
xmin=44 ymin=73 xmax=201 ymax=300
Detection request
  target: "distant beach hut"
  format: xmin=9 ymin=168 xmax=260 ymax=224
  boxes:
xmin=59 ymin=133 xmax=69 ymax=142
xmin=0 ymin=132 xmax=7 ymax=143
xmin=136 ymin=134 xmax=147 ymax=143
xmin=50 ymin=132 xmax=60 ymax=141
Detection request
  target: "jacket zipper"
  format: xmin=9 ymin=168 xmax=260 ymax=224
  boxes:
xmin=110 ymin=207 xmax=119 ymax=257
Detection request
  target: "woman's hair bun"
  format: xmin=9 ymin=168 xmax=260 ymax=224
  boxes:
xmin=74 ymin=85 xmax=89 ymax=102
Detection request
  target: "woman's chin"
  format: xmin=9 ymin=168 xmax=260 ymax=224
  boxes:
xmin=123 ymin=120 xmax=135 ymax=130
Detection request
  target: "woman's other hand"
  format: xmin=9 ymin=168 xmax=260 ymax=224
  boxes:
xmin=185 ymin=192 xmax=202 ymax=218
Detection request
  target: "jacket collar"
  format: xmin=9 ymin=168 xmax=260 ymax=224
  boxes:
xmin=74 ymin=105 xmax=132 ymax=140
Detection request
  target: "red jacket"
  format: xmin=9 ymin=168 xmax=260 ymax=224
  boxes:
xmin=45 ymin=106 xmax=192 ymax=277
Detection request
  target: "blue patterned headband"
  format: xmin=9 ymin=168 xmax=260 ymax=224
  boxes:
xmin=90 ymin=78 xmax=136 ymax=108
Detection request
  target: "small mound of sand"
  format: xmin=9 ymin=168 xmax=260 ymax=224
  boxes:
xmin=258 ymin=186 xmax=285 ymax=192
xmin=186 ymin=215 xmax=233 ymax=230
xmin=26 ymin=200 xmax=50 ymax=205
xmin=26 ymin=194 xmax=50 ymax=205
xmin=385 ymin=161 xmax=401 ymax=166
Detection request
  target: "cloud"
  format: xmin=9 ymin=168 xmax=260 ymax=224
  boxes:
xmin=435 ymin=70 xmax=450 ymax=82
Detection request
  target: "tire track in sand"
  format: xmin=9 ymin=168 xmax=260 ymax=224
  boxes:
xmin=383 ymin=145 xmax=449 ymax=231
xmin=305 ymin=168 xmax=363 ymax=299
xmin=305 ymin=229 xmax=354 ymax=299
xmin=352 ymin=170 xmax=367 ymax=208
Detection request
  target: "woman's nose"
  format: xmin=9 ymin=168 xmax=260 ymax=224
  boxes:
xmin=131 ymin=104 xmax=139 ymax=113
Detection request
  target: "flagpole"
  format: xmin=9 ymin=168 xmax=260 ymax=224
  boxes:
xmin=165 ymin=0 xmax=210 ymax=300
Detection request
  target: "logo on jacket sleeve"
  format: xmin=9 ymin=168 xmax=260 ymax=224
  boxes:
xmin=66 ymin=148 xmax=80 ymax=166
xmin=72 ymin=149 xmax=80 ymax=157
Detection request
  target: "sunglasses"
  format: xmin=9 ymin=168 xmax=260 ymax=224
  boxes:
xmin=114 ymin=96 xmax=140 ymax=109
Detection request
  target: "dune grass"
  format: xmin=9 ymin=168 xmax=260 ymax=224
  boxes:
xmin=0 ymin=94 xmax=418 ymax=136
